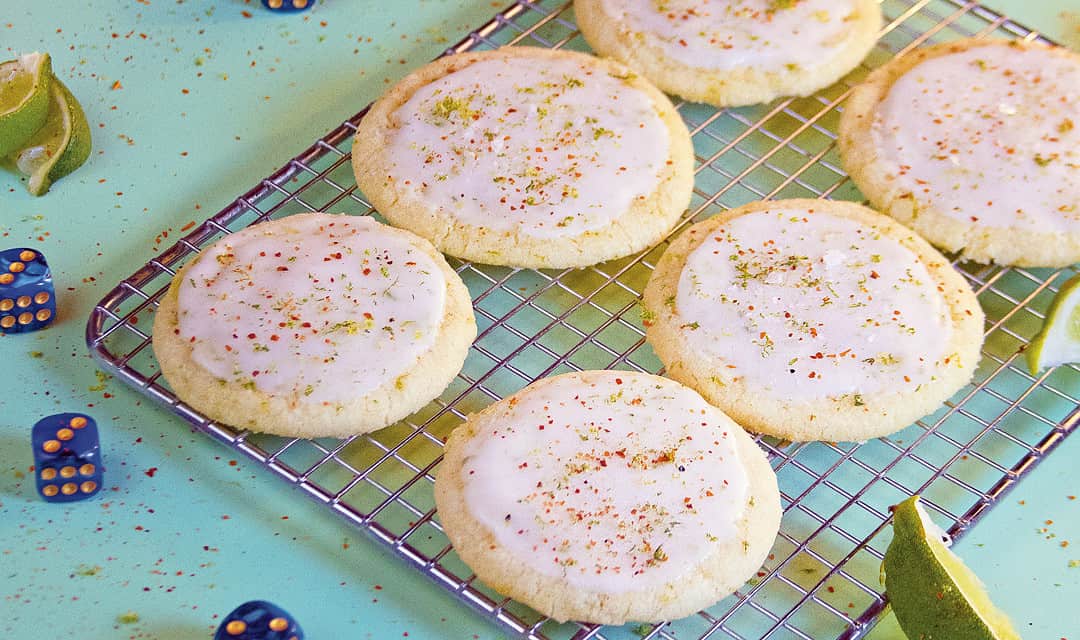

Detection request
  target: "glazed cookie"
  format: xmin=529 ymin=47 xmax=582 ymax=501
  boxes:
xmin=642 ymin=199 xmax=984 ymax=442
xmin=839 ymin=39 xmax=1080 ymax=267
xmin=435 ymin=370 xmax=781 ymax=624
xmin=352 ymin=47 xmax=694 ymax=269
xmin=153 ymin=213 xmax=476 ymax=438
xmin=575 ymin=0 xmax=881 ymax=107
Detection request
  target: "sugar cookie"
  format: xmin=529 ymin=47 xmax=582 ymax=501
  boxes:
xmin=435 ymin=370 xmax=781 ymax=624
xmin=839 ymin=39 xmax=1080 ymax=267
xmin=153 ymin=213 xmax=476 ymax=438
xmin=642 ymin=199 xmax=984 ymax=441
xmin=353 ymin=47 xmax=693 ymax=269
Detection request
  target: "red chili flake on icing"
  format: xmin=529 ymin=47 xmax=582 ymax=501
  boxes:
xmin=276 ymin=266 xmax=288 ymax=272
xmin=363 ymin=312 xmax=373 ymax=320
xmin=270 ymin=334 xmax=280 ymax=342
xmin=145 ymin=467 xmax=158 ymax=477
xmin=615 ymin=378 xmax=623 ymax=385
xmin=363 ymin=268 xmax=372 ymax=275
xmin=870 ymin=271 xmax=880 ymax=279
xmin=247 ymin=333 xmax=256 ymax=339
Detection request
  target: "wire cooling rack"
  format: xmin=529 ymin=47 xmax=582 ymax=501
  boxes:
xmin=86 ymin=1 xmax=1078 ymax=638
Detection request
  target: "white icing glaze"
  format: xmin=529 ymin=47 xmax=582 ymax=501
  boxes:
xmin=676 ymin=209 xmax=953 ymax=401
xmin=600 ymin=0 xmax=865 ymax=72
xmin=385 ymin=55 xmax=669 ymax=239
xmin=874 ymin=44 xmax=1080 ymax=232
xmin=176 ymin=214 xmax=446 ymax=404
xmin=460 ymin=372 xmax=749 ymax=593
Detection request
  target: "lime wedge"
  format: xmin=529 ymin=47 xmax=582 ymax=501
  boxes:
xmin=1027 ymin=273 xmax=1080 ymax=375
xmin=883 ymin=496 xmax=1020 ymax=640
xmin=0 ymin=52 xmax=53 ymax=158
xmin=9 ymin=77 xmax=91 ymax=196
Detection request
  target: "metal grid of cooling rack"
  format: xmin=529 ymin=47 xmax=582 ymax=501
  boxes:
xmin=86 ymin=1 xmax=1078 ymax=638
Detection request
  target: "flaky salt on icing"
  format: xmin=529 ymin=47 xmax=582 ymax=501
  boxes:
xmin=176 ymin=215 xmax=446 ymax=404
xmin=461 ymin=373 xmax=749 ymax=592
xmin=676 ymin=209 xmax=953 ymax=401
xmin=600 ymin=0 xmax=865 ymax=72
xmin=874 ymin=45 xmax=1080 ymax=233
xmin=384 ymin=56 xmax=669 ymax=239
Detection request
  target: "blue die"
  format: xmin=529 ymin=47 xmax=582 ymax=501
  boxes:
xmin=215 ymin=601 xmax=303 ymax=640
xmin=261 ymin=0 xmax=314 ymax=11
xmin=0 ymin=247 xmax=56 ymax=334
xmin=31 ymin=413 xmax=103 ymax=502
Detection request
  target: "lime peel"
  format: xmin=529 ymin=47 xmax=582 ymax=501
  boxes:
xmin=0 ymin=52 xmax=53 ymax=158
xmin=1027 ymin=273 xmax=1080 ymax=375
xmin=883 ymin=495 xmax=1020 ymax=640
xmin=9 ymin=76 xmax=91 ymax=196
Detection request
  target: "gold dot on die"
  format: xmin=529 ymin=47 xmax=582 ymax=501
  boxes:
xmin=81 ymin=481 xmax=97 ymax=494
xmin=0 ymin=316 xmax=14 ymax=328
xmin=80 ymin=463 xmax=95 ymax=476
xmin=269 ymin=618 xmax=289 ymax=631
xmin=43 ymin=440 xmax=61 ymax=453
xmin=9 ymin=261 xmax=25 ymax=273
xmin=0 ymin=273 xmax=13 ymax=284
xmin=40 ymin=468 xmax=57 ymax=480
xmin=225 ymin=620 xmax=247 ymax=635
xmin=293 ymin=0 xmax=308 ymax=8
xmin=61 ymin=482 xmax=77 ymax=495
xmin=16 ymin=295 xmax=31 ymax=308
xmin=269 ymin=0 xmax=283 ymax=7
xmin=34 ymin=291 xmax=50 ymax=304
xmin=60 ymin=466 xmax=77 ymax=478
xmin=57 ymin=428 xmax=74 ymax=441
xmin=42 ymin=484 xmax=59 ymax=497
xmin=0 ymin=299 xmax=12 ymax=311
xmin=36 ymin=309 xmax=51 ymax=322
xmin=18 ymin=312 xmax=33 ymax=325
xmin=70 ymin=417 xmax=88 ymax=428
xmin=19 ymin=250 xmax=36 ymax=261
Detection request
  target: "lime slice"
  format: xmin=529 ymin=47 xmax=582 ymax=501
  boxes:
xmin=0 ymin=52 xmax=53 ymax=158
xmin=1027 ymin=273 xmax=1080 ymax=375
xmin=883 ymin=496 xmax=1020 ymax=640
xmin=9 ymin=77 xmax=91 ymax=196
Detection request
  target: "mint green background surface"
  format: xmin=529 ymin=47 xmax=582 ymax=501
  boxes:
xmin=2 ymin=2 xmax=1077 ymax=638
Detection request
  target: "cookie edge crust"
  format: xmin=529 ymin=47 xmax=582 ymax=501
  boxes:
xmin=838 ymin=38 xmax=1080 ymax=267
xmin=352 ymin=46 xmax=694 ymax=269
xmin=433 ymin=370 xmax=782 ymax=625
xmin=151 ymin=212 xmax=477 ymax=439
xmin=642 ymin=199 xmax=985 ymax=442
xmin=574 ymin=0 xmax=882 ymax=108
